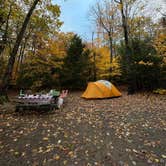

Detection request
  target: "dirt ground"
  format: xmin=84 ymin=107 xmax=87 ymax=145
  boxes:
xmin=0 ymin=91 xmax=166 ymax=166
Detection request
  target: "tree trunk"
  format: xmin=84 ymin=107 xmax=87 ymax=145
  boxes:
xmin=19 ymin=38 xmax=28 ymax=70
xmin=120 ymin=0 xmax=134 ymax=93
xmin=108 ymin=31 xmax=113 ymax=63
xmin=0 ymin=3 xmax=12 ymax=56
xmin=115 ymin=0 xmax=133 ymax=93
xmin=120 ymin=0 xmax=130 ymax=55
xmin=0 ymin=0 xmax=40 ymax=96
xmin=15 ymin=31 xmax=30 ymax=78
xmin=14 ymin=43 xmax=24 ymax=79
xmin=92 ymin=32 xmax=97 ymax=81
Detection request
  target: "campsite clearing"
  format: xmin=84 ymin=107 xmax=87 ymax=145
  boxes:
xmin=0 ymin=91 xmax=166 ymax=166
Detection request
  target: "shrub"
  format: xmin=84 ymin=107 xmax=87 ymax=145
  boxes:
xmin=16 ymin=60 xmax=59 ymax=91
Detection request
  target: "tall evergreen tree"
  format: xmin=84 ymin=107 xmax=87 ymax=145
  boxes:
xmin=60 ymin=34 xmax=91 ymax=89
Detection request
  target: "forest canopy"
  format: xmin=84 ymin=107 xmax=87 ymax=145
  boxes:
xmin=0 ymin=0 xmax=165 ymax=97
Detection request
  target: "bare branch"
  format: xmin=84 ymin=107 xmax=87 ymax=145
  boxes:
xmin=114 ymin=0 xmax=121 ymax=4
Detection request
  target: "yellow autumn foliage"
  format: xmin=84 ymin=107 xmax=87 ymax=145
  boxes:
xmin=153 ymin=89 xmax=166 ymax=95
xmin=154 ymin=33 xmax=166 ymax=58
xmin=138 ymin=60 xmax=153 ymax=66
xmin=94 ymin=47 xmax=121 ymax=79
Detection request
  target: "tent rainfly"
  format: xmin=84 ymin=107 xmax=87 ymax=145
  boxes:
xmin=82 ymin=80 xmax=122 ymax=99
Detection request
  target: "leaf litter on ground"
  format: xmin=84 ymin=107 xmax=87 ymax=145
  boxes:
xmin=0 ymin=91 xmax=165 ymax=165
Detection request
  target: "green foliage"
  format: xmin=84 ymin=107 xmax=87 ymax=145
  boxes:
xmin=16 ymin=58 xmax=60 ymax=91
xmin=160 ymin=63 xmax=166 ymax=88
xmin=0 ymin=57 xmax=6 ymax=79
xmin=130 ymin=55 xmax=163 ymax=91
xmin=16 ymin=32 xmax=74 ymax=91
xmin=0 ymin=94 xmax=8 ymax=104
xmin=1 ymin=0 xmax=165 ymax=94
xmin=60 ymin=35 xmax=92 ymax=89
xmin=118 ymin=38 xmax=164 ymax=91
xmin=0 ymin=96 xmax=7 ymax=104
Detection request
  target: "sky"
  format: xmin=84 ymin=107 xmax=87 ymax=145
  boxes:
xmin=55 ymin=0 xmax=96 ymax=41
xmin=54 ymin=0 xmax=165 ymax=42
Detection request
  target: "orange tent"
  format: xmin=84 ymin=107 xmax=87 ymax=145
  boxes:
xmin=82 ymin=80 xmax=121 ymax=99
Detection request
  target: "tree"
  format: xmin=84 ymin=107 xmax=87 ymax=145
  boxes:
xmin=0 ymin=0 xmax=40 ymax=97
xmin=154 ymin=16 xmax=166 ymax=58
xmin=0 ymin=0 xmax=34 ymax=58
xmin=114 ymin=0 xmax=147 ymax=93
xmin=0 ymin=1 xmax=13 ymax=56
xmin=90 ymin=0 xmax=119 ymax=63
xmin=13 ymin=1 xmax=62 ymax=77
xmin=114 ymin=0 xmax=130 ymax=61
xmin=94 ymin=46 xmax=120 ymax=80
xmin=60 ymin=34 xmax=92 ymax=89
xmin=16 ymin=32 xmax=74 ymax=90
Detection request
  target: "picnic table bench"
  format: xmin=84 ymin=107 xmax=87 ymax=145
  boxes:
xmin=15 ymin=90 xmax=60 ymax=112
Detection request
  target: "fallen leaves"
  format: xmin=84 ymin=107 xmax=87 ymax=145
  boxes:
xmin=161 ymin=154 xmax=166 ymax=159
xmin=43 ymin=137 xmax=49 ymax=141
xmin=63 ymin=160 xmax=67 ymax=165
xmin=0 ymin=91 xmax=165 ymax=165
xmin=144 ymin=140 xmax=161 ymax=147
xmin=68 ymin=151 xmax=74 ymax=158
xmin=53 ymin=154 xmax=60 ymax=160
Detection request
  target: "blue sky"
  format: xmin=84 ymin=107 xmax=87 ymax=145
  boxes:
xmin=55 ymin=0 xmax=95 ymax=41
xmin=54 ymin=0 xmax=165 ymax=41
